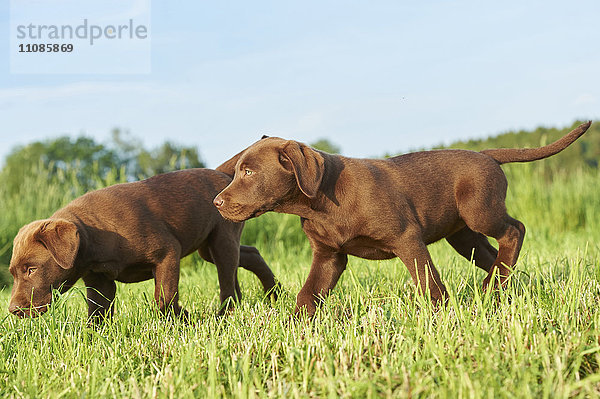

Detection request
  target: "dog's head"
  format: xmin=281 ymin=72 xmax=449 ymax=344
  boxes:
xmin=214 ymin=137 xmax=325 ymax=222
xmin=8 ymin=219 xmax=80 ymax=318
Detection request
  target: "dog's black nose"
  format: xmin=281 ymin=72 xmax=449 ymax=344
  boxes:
xmin=213 ymin=196 xmax=224 ymax=208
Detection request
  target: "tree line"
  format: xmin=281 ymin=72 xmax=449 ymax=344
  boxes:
xmin=0 ymin=128 xmax=204 ymax=196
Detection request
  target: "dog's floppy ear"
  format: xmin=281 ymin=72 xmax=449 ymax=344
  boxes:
xmin=281 ymin=141 xmax=325 ymax=198
xmin=35 ymin=219 xmax=79 ymax=269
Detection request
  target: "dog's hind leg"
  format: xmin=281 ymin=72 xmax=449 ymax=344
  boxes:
xmin=480 ymin=217 xmax=525 ymax=290
xmin=200 ymin=240 xmax=247 ymax=309
xmin=197 ymin=244 xmax=214 ymax=263
xmin=462 ymin=210 xmax=525 ymax=289
xmin=446 ymin=227 xmax=498 ymax=273
xmin=454 ymin=171 xmax=525 ymax=289
xmin=206 ymin=227 xmax=242 ymax=313
xmin=239 ymin=245 xmax=278 ymax=296
xmin=153 ymin=243 xmax=186 ymax=317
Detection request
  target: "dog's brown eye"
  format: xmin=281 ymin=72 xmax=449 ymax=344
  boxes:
xmin=245 ymin=169 xmax=253 ymax=176
xmin=27 ymin=267 xmax=37 ymax=276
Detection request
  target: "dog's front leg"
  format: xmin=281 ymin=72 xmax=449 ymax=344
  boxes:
xmin=295 ymin=250 xmax=347 ymax=317
xmin=394 ymin=235 xmax=448 ymax=304
xmin=83 ymin=272 xmax=116 ymax=324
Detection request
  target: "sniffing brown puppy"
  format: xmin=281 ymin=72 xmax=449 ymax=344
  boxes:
xmin=8 ymin=168 xmax=277 ymax=322
xmin=213 ymin=122 xmax=591 ymax=316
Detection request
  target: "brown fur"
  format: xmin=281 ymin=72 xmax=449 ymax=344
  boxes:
xmin=8 ymin=168 xmax=277 ymax=322
xmin=213 ymin=121 xmax=592 ymax=316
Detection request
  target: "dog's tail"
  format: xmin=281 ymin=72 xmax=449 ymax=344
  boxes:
xmin=480 ymin=121 xmax=592 ymax=165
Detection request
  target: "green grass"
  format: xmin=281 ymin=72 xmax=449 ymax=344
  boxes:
xmin=1 ymin=233 xmax=599 ymax=397
xmin=1 ymin=161 xmax=600 ymax=397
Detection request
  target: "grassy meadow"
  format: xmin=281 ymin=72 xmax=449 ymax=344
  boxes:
xmin=1 ymin=149 xmax=600 ymax=397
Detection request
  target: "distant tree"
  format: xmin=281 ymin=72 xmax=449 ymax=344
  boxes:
xmin=135 ymin=142 xmax=204 ymax=177
xmin=0 ymin=136 xmax=121 ymax=195
xmin=110 ymin=128 xmax=204 ymax=179
xmin=0 ymin=129 xmax=206 ymax=196
xmin=109 ymin=128 xmax=143 ymax=171
xmin=311 ymin=138 xmax=341 ymax=154
xmin=442 ymin=120 xmax=599 ymax=172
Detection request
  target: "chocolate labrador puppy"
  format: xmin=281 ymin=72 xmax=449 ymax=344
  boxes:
xmin=213 ymin=122 xmax=591 ymax=316
xmin=8 ymin=168 xmax=277 ymax=322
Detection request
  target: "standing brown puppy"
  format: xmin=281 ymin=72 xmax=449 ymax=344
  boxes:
xmin=213 ymin=122 xmax=591 ymax=316
xmin=8 ymin=168 xmax=277 ymax=322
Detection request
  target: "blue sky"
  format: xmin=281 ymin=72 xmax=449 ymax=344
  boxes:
xmin=1 ymin=0 xmax=599 ymax=167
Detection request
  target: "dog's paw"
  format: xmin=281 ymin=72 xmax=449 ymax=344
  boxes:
xmin=216 ymin=297 xmax=236 ymax=317
xmin=264 ymin=281 xmax=285 ymax=303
